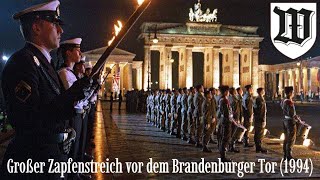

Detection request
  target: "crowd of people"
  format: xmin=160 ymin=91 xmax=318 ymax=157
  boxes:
xmin=145 ymin=85 xmax=302 ymax=161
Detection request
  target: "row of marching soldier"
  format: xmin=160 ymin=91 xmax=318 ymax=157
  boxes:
xmin=0 ymin=1 xmax=99 ymax=179
xmin=146 ymin=84 xmax=303 ymax=162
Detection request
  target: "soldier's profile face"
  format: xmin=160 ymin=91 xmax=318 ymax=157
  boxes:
xmin=68 ymin=48 xmax=82 ymax=63
xmin=37 ymin=20 xmax=63 ymax=50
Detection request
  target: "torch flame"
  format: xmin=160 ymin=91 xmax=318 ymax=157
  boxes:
xmin=280 ymin=133 xmax=285 ymax=140
xmin=108 ymin=20 xmax=123 ymax=46
xmin=137 ymin=0 xmax=144 ymax=6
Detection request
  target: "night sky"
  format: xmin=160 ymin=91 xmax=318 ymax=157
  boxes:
xmin=0 ymin=0 xmax=319 ymax=65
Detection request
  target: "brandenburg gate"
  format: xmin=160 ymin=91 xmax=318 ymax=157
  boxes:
xmin=140 ymin=22 xmax=263 ymax=90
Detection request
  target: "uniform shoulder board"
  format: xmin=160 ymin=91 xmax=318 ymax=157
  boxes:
xmin=33 ymin=56 xmax=40 ymax=67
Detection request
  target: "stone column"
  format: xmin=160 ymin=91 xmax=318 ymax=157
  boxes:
xmin=233 ymin=48 xmax=240 ymax=88
xmin=272 ymin=72 xmax=277 ymax=98
xmin=186 ymin=46 xmax=193 ymax=88
xmin=204 ymin=48 xmax=213 ymax=88
xmin=126 ymin=63 xmax=133 ymax=91
xmin=279 ymin=71 xmax=283 ymax=95
xmin=120 ymin=64 xmax=124 ymax=93
xmin=137 ymin=64 xmax=143 ymax=90
xmin=213 ymin=47 xmax=220 ymax=88
xmin=307 ymin=68 xmax=311 ymax=95
xmin=165 ymin=46 xmax=173 ymax=89
xmin=143 ymin=45 xmax=151 ymax=90
xmin=158 ymin=46 xmax=166 ymax=89
xmin=251 ymin=49 xmax=259 ymax=94
xmin=179 ymin=47 xmax=187 ymax=88
xmin=283 ymin=70 xmax=287 ymax=87
xmin=297 ymin=67 xmax=301 ymax=92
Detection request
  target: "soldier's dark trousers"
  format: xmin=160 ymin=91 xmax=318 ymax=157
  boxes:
xmin=177 ymin=108 xmax=182 ymax=136
xmin=1 ymin=140 xmax=68 ymax=180
xmin=165 ymin=110 xmax=170 ymax=131
xmin=181 ymin=111 xmax=188 ymax=137
xmin=283 ymin=120 xmax=297 ymax=159
xmin=79 ymin=111 xmax=89 ymax=161
xmin=218 ymin=121 xmax=232 ymax=154
xmin=188 ymin=112 xmax=195 ymax=139
xmin=70 ymin=113 xmax=83 ymax=161
xmin=87 ymin=104 xmax=96 ymax=145
xmin=243 ymin=114 xmax=252 ymax=144
xmin=195 ymin=117 xmax=202 ymax=143
xmin=254 ymin=121 xmax=264 ymax=148
xmin=170 ymin=115 xmax=176 ymax=133
xmin=229 ymin=122 xmax=237 ymax=149
xmin=202 ymin=122 xmax=214 ymax=146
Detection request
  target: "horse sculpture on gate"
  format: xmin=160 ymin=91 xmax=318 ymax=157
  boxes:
xmin=188 ymin=0 xmax=218 ymax=23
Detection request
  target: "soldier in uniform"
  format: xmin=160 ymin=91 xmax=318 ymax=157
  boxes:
xmin=153 ymin=90 xmax=159 ymax=126
xmin=202 ymin=91 xmax=216 ymax=152
xmin=159 ymin=90 xmax=166 ymax=130
xmin=170 ymin=89 xmax=178 ymax=135
xmin=254 ymin=88 xmax=268 ymax=153
xmin=181 ymin=87 xmax=189 ymax=140
xmin=187 ymin=87 xmax=196 ymax=144
xmin=228 ymin=87 xmax=240 ymax=153
xmin=58 ymin=38 xmax=89 ymax=163
xmin=146 ymin=91 xmax=152 ymax=122
xmin=281 ymin=86 xmax=302 ymax=160
xmin=1 ymin=1 xmax=91 ymax=178
xmin=209 ymin=87 xmax=218 ymax=144
xmin=236 ymin=87 xmax=244 ymax=125
xmin=242 ymin=85 xmax=254 ymax=147
xmin=165 ymin=89 xmax=172 ymax=133
xmin=150 ymin=91 xmax=155 ymax=125
xmin=176 ymin=88 xmax=183 ymax=138
xmin=193 ymin=85 xmax=204 ymax=148
xmin=217 ymin=86 xmax=233 ymax=162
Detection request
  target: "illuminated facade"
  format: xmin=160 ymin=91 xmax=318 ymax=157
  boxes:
xmin=260 ymin=57 xmax=320 ymax=99
xmin=139 ymin=22 xmax=263 ymax=90
xmin=83 ymin=47 xmax=143 ymax=95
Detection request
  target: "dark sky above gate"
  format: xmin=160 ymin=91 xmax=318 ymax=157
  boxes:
xmin=0 ymin=0 xmax=319 ymax=65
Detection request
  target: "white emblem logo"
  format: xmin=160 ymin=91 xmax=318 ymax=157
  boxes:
xmin=270 ymin=3 xmax=317 ymax=59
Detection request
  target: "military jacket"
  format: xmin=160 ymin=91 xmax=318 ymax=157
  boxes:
xmin=229 ymin=95 xmax=241 ymax=121
xmin=202 ymin=98 xmax=214 ymax=124
xmin=254 ymin=95 xmax=267 ymax=122
xmin=193 ymin=92 xmax=204 ymax=118
xmin=2 ymin=43 xmax=76 ymax=136
xmin=181 ymin=93 xmax=188 ymax=113
xmin=187 ymin=93 xmax=194 ymax=114
xmin=218 ymin=97 xmax=233 ymax=123
xmin=242 ymin=92 xmax=254 ymax=118
xmin=170 ymin=94 xmax=177 ymax=113
xmin=281 ymin=98 xmax=297 ymax=120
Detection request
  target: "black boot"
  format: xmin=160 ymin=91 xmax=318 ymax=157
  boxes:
xmin=229 ymin=144 xmax=240 ymax=153
xmin=195 ymin=142 xmax=203 ymax=148
xmin=244 ymin=138 xmax=254 ymax=147
xmin=256 ymin=144 xmax=268 ymax=153
xmin=202 ymin=146 xmax=212 ymax=153
xmin=187 ymin=138 xmax=196 ymax=144
xmin=220 ymin=151 xmax=232 ymax=162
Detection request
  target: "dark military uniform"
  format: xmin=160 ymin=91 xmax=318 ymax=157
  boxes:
xmin=237 ymin=94 xmax=244 ymax=124
xmin=281 ymin=98 xmax=297 ymax=159
xmin=165 ymin=93 xmax=171 ymax=133
xmin=181 ymin=93 xmax=188 ymax=139
xmin=202 ymin=97 xmax=216 ymax=151
xmin=242 ymin=92 xmax=254 ymax=146
xmin=254 ymin=95 xmax=267 ymax=151
xmin=218 ymin=97 xmax=233 ymax=161
xmin=187 ymin=93 xmax=195 ymax=142
xmin=170 ymin=93 xmax=177 ymax=134
xmin=176 ymin=93 xmax=182 ymax=138
xmin=193 ymin=92 xmax=204 ymax=145
xmin=159 ymin=93 xmax=165 ymax=129
xmin=1 ymin=43 xmax=79 ymax=178
xmin=229 ymin=94 xmax=241 ymax=151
